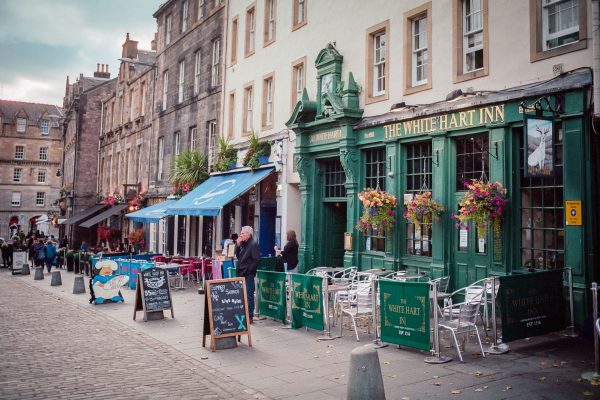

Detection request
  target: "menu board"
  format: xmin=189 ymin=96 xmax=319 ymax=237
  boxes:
xmin=12 ymin=251 xmax=27 ymax=274
xmin=202 ymin=277 xmax=252 ymax=352
xmin=133 ymin=267 xmax=174 ymax=321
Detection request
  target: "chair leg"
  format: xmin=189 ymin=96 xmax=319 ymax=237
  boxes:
xmin=474 ymin=326 xmax=486 ymax=358
xmin=448 ymin=330 xmax=463 ymax=362
xmin=350 ymin=314 xmax=360 ymax=342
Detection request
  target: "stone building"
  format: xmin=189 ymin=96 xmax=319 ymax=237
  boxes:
xmin=0 ymin=100 xmax=62 ymax=238
xmin=146 ymin=0 xmax=225 ymax=256
xmin=59 ymin=66 xmax=115 ymax=247
xmin=97 ymin=33 xmax=156 ymax=247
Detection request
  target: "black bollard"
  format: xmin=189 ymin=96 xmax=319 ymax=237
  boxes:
xmin=34 ymin=267 xmax=44 ymax=280
xmin=73 ymin=275 xmax=86 ymax=294
xmin=20 ymin=264 xmax=30 ymax=276
xmin=50 ymin=270 xmax=62 ymax=286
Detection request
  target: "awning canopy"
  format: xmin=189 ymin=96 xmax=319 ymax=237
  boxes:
xmin=125 ymin=199 xmax=177 ymax=223
xmin=59 ymin=204 xmax=107 ymax=226
xmin=79 ymin=204 xmax=129 ymax=228
xmin=166 ymin=167 xmax=274 ymax=216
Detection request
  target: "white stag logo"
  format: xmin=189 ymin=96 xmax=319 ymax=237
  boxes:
xmin=528 ymin=125 xmax=549 ymax=171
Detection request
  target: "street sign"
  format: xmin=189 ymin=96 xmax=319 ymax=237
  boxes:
xmin=565 ymin=201 xmax=582 ymax=226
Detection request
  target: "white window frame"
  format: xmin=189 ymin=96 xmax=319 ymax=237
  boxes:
xmin=265 ymin=0 xmax=276 ymax=44
xmin=15 ymin=145 xmax=24 ymax=160
xmin=40 ymin=119 xmax=49 ymax=135
xmin=542 ymin=0 xmax=579 ymax=50
xmin=246 ymin=7 xmax=255 ymax=56
xmin=463 ymin=0 xmax=483 ymax=73
xmin=211 ymin=39 xmax=221 ymax=87
xmin=194 ymin=51 xmax=201 ymax=95
xmin=159 ymin=219 xmax=167 ymax=255
xmin=36 ymin=192 xmax=45 ymax=207
xmin=37 ymin=170 xmax=46 ymax=183
xmin=39 ymin=147 xmax=48 ymax=161
xmin=244 ymin=85 xmax=254 ymax=134
xmin=166 ymin=14 xmax=172 ymax=45
xmin=412 ymin=15 xmax=428 ymax=86
xmin=294 ymin=0 xmax=306 ymax=28
xmin=182 ymin=0 xmax=189 ymax=32
xmin=157 ymin=137 xmax=164 ymax=181
xmin=198 ymin=0 xmax=205 ymax=19
xmin=11 ymin=192 xmax=21 ymax=207
xmin=141 ymin=83 xmax=146 ymax=117
xmin=162 ymin=71 xmax=169 ymax=111
xmin=16 ymin=118 xmax=26 ymax=133
xmin=190 ymin=126 xmax=198 ymax=149
xmin=207 ymin=121 xmax=217 ymax=164
xmin=149 ymin=222 xmax=157 ymax=253
xmin=178 ymin=60 xmax=185 ymax=103
xmin=372 ymin=31 xmax=386 ymax=97
xmin=174 ymin=131 xmax=181 ymax=156
xmin=13 ymin=168 xmax=22 ymax=183
xmin=264 ymin=76 xmax=273 ymax=127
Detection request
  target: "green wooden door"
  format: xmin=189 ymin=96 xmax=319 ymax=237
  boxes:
xmin=322 ymin=203 xmax=346 ymax=267
xmin=451 ymin=134 xmax=491 ymax=290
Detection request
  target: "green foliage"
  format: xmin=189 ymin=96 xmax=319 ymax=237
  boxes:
xmin=215 ymin=136 xmax=238 ymax=172
xmin=169 ymin=150 xmax=209 ymax=188
xmin=242 ymin=131 xmax=271 ymax=169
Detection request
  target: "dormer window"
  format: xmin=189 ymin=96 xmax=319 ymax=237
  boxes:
xmin=16 ymin=118 xmax=26 ymax=133
xmin=40 ymin=119 xmax=49 ymax=135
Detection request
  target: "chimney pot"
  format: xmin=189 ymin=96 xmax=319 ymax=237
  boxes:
xmin=97 ymin=63 xmax=100 ymax=72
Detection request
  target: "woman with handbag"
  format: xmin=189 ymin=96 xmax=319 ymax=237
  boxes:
xmin=274 ymin=230 xmax=299 ymax=273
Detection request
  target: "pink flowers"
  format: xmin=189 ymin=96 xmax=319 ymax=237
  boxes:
xmin=402 ymin=191 xmax=445 ymax=229
xmin=356 ymin=188 xmax=398 ymax=234
xmin=452 ymin=179 xmax=509 ymax=236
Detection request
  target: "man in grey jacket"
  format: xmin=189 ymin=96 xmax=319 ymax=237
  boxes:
xmin=235 ymin=226 xmax=260 ymax=323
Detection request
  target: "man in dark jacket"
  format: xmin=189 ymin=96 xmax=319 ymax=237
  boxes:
xmin=235 ymin=226 xmax=260 ymax=323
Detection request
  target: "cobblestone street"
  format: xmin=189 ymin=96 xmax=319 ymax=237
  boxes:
xmin=0 ymin=270 xmax=265 ymax=400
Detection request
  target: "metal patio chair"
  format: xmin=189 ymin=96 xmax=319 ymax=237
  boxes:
xmin=438 ymin=300 xmax=487 ymax=362
xmin=338 ymin=273 xmax=374 ymax=341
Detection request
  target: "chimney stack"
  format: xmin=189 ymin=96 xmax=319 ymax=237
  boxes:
xmin=151 ymin=32 xmax=157 ymax=51
xmin=94 ymin=63 xmax=111 ymax=79
xmin=122 ymin=32 xmax=139 ymax=59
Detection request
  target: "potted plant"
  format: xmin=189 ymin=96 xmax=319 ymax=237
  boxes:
xmin=103 ymin=193 xmax=124 ymax=207
xmin=170 ymin=150 xmax=209 ymax=195
xmin=242 ymin=132 xmax=271 ymax=169
xmin=452 ymin=179 xmax=509 ymax=236
xmin=356 ymin=188 xmax=398 ymax=234
xmin=403 ymin=191 xmax=445 ymax=229
xmin=215 ymin=136 xmax=238 ymax=172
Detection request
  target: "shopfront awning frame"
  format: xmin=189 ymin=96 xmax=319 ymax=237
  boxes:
xmin=125 ymin=199 xmax=177 ymax=223
xmin=166 ymin=167 xmax=275 ymax=216
xmin=59 ymin=204 xmax=108 ymax=226
xmin=79 ymin=204 xmax=129 ymax=228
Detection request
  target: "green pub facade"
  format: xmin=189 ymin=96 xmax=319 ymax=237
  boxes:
xmin=286 ymin=45 xmax=598 ymax=325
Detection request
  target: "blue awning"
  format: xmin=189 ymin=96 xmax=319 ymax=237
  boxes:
xmin=125 ymin=199 xmax=177 ymax=223
xmin=166 ymin=168 xmax=274 ymax=216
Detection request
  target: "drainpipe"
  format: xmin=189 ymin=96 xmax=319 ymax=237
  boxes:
xmin=593 ymin=0 xmax=600 ymax=119
xmin=98 ymin=101 xmax=105 ymax=196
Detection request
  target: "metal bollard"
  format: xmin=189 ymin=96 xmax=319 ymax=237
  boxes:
xmin=50 ymin=270 xmax=62 ymax=286
xmin=20 ymin=264 xmax=30 ymax=276
xmin=73 ymin=275 xmax=86 ymax=294
xmin=346 ymin=346 xmax=386 ymax=400
xmin=34 ymin=267 xmax=44 ymax=280
xmin=582 ymin=282 xmax=600 ymax=381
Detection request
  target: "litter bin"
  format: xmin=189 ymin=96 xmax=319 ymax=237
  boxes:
xmin=65 ymin=251 xmax=74 ymax=272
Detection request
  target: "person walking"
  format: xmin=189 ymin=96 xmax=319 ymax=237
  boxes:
xmin=274 ymin=230 xmax=299 ymax=273
xmin=33 ymin=238 xmax=46 ymax=271
xmin=235 ymin=226 xmax=260 ymax=323
xmin=44 ymin=240 xmax=57 ymax=273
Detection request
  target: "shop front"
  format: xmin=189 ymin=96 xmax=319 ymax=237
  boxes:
xmin=288 ymin=51 xmax=596 ymax=324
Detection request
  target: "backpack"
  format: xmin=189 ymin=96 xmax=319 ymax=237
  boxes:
xmin=35 ymin=247 xmax=46 ymax=261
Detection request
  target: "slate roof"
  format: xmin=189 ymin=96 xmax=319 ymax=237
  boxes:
xmin=0 ymin=99 xmax=63 ymax=125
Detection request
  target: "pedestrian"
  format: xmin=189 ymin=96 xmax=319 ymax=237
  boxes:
xmin=33 ymin=238 xmax=46 ymax=270
xmin=222 ymin=233 xmax=238 ymax=256
xmin=274 ymin=230 xmax=299 ymax=273
xmin=59 ymin=236 xmax=68 ymax=249
xmin=235 ymin=226 xmax=260 ymax=323
xmin=44 ymin=240 xmax=57 ymax=273
xmin=1 ymin=241 xmax=12 ymax=268
xmin=80 ymin=240 xmax=89 ymax=252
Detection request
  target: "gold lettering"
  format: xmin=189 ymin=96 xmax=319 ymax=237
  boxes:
xmin=495 ymin=105 xmax=505 ymax=122
xmin=467 ymin=110 xmax=476 ymax=125
xmin=459 ymin=111 xmax=468 ymax=128
xmin=412 ymin=119 xmax=421 ymax=134
xmin=483 ymin=107 xmax=494 ymax=124
xmin=399 ymin=316 xmax=407 ymax=325
xmin=403 ymin=121 xmax=413 ymax=135
xmin=448 ymin=114 xmax=458 ymax=129
xmin=439 ymin=114 xmax=448 ymax=131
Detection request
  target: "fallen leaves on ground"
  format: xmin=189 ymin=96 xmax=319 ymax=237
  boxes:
xmin=473 ymin=371 xmax=482 ymax=377
xmin=538 ymin=376 xmax=546 ymax=381
xmin=433 ymin=382 xmax=443 ymax=386
xmin=583 ymin=391 xmax=594 ymax=397
xmin=451 ymin=389 xmax=462 ymax=395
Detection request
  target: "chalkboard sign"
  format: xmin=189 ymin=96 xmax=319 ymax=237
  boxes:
xmin=12 ymin=251 xmax=27 ymax=275
xmin=202 ymin=277 xmax=252 ymax=352
xmin=133 ymin=267 xmax=174 ymax=321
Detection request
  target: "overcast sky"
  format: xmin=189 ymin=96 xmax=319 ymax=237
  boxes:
xmin=0 ymin=0 xmax=164 ymax=106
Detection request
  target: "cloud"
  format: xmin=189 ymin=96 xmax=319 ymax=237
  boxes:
xmin=0 ymin=0 xmax=162 ymax=104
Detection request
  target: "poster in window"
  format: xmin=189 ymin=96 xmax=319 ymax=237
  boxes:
xmin=525 ymin=115 xmax=554 ymax=177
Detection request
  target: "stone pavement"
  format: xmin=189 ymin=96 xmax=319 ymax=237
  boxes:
xmin=0 ymin=269 xmax=264 ymax=400
xmin=2 ymin=267 xmax=600 ymax=399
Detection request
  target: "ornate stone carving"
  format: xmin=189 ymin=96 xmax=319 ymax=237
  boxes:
xmin=296 ymin=155 xmax=311 ymax=183
xmin=340 ymin=149 xmax=358 ymax=184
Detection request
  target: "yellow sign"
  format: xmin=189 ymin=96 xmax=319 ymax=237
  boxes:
xmin=565 ymin=201 xmax=582 ymax=226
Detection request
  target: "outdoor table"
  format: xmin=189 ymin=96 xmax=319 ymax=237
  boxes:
xmin=156 ymin=262 xmax=185 ymax=290
xmin=317 ymin=277 xmax=350 ymax=341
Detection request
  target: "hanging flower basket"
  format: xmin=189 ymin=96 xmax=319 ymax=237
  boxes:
xmin=452 ymin=179 xmax=509 ymax=236
xmin=356 ymin=188 xmax=397 ymax=234
xmin=102 ymin=193 xmax=124 ymax=207
xmin=402 ymin=191 xmax=445 ymax=229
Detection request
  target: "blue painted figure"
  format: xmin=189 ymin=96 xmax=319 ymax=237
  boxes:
xmin=92 ymin=259 xmax=129 ymax=304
